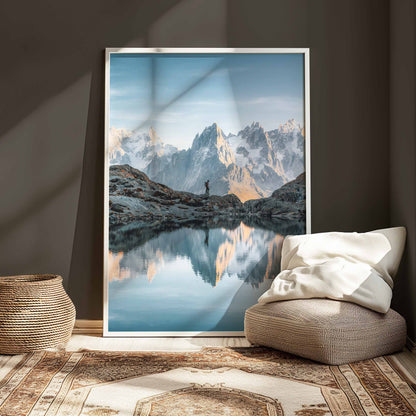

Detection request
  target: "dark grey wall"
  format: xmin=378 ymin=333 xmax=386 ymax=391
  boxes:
xmin=0 ymin=0 xmax=391 ymax=319
xmin=390 ymin=0 xmax=416 ymax=340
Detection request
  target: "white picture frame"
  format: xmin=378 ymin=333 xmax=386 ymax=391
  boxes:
xmin=104 ymin=48 xmax=311 ymax=337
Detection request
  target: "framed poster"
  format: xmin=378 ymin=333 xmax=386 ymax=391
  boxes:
xmin=104 ymin=48 xmax=310 ymax=336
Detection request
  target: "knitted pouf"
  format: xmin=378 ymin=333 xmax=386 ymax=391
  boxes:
xmin=0 ymin=274 xmax=75 ymax=354
xmin=245 ymin=299 xmax=406 ymax=365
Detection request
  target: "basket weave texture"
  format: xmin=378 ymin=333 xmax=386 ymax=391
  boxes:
xmin=0 ymin=274 xmax=75 ymax=354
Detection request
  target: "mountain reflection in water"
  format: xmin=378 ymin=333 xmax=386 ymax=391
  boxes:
xmin=109 ymin=222 xmax=282 ymax=288
xmin=108 ymin=220 xmax=304 ymax=332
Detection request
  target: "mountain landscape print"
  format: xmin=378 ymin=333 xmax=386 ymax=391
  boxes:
xmin=105 ymin=50 xmax=309 ymax=334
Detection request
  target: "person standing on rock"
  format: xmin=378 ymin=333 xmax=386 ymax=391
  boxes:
xmin=205 ymin=179 xmax=210 ymax=196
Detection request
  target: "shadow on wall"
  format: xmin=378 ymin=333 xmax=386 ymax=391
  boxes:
xmin=0 ymin=75 xmax=90 ymax=285
xmin=0 ymin=0 xmax=392 ymax=321
xmin=0 ymin=0 xmax=228 ymax=319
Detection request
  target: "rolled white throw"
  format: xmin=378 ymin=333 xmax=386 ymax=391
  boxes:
xmin=258 ymin=227 xmax=406 ymax=313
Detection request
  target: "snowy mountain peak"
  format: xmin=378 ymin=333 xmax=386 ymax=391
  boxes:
xmin=193 ymin=122 xmax=227 ymax=148
xmin=278 ymin=118 xmax=301 ymax=134
xmin=109 ymin=127 xmax=132 ymax=161
xmin=204 ymin=122 xmax=223 ymax=136
xmin=267 ymin=119 xmax=304 ymax=181
xmin=191 ymin=122 xmax=234 ymax=167
xmin=109 ymin=118 xmax=304 ymax=203
xmin=109 ymin=126 xmax=132 ymax=148
xmin=148 ymin=126 xmax=161 ymax=145
xmin=109 ymin=125 xmax=178 ymax=171
xmin=239 ymin=121 xmax=264 ymax=136
xmin=238 ymin=122 xmax=270 ymax=150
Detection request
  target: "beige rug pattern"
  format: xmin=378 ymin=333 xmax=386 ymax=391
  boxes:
xmin=0 ymin=347 xmax=415 ymax=415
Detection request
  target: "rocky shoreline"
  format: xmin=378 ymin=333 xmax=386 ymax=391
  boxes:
xmin=109 ymin=164 xmax=305 ymax=229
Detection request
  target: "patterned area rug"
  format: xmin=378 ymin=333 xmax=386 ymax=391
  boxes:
xmin=0 ymin=347 xmax=415 ymax=416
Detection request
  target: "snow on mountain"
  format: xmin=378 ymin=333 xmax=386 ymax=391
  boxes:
xmin=109 ymin=126 xmax=177 ymax=171
xmin=109 ymin=119 xmax=304 ymax=202
xmin=226 ymin=122 xmax=287 ymax=196
xmin=267 ymin=118 xmax=304 ymax=180
xmin=109 ymin=126 xmax=131 ymax=162
xmin=145 ymin=123 xmax=264 ymax=201
xmin=192 ymin=123 xmax=235 ymax=167
xmin=277 ymin=118 xmax=301 ymax=134
xmin=182 ymin=123 xmax=235 ymax=192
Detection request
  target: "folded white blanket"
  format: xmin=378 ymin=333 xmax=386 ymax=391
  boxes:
xmin=258 ymin=227 xmax=406 ymax=313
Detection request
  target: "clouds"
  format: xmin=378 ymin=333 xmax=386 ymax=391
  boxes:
xmin=244 ymin=95 xmax=302 ymax=107
xmin=180 ymin=95 xmax=303 ymax=113
xmin=109 ymin=53 xmax=305 ymax=148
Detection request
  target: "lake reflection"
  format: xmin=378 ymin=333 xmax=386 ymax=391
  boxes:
xmin=108 ymin=222 xmax=284 ymax=332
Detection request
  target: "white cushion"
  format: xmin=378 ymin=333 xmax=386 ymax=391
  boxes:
xmin=370 ymin=227 xmax=406 ymax=279
xmin=258 ymin=227 xmax=406 ymax=313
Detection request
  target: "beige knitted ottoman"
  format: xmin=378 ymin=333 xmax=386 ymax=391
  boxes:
xmin=244 ymin=298 xmax=407 ymax=365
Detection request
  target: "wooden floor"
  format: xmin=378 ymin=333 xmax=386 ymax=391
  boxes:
xmin=392 ymin=348 xmax=416 ymax=382
xmin=65 ymin=335 xmax=251 ymax=352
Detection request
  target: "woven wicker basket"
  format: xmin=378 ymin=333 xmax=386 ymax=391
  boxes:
xmin=0 ymin=274 xmax=75 ymax=354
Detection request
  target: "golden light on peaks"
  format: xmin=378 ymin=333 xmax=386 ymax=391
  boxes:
xmin=108 ymin=251 xmax=131 ymax=282
xmin=238 ymin=222 xmax=253 ymax=243
xmin=263 ymin=235 xmax=284 ymax=283
xmin=227 ymin=182 xmax=263 ymax=202
xmin=214 ymin=222 xmax=254 ymax=286
xmin=146 ymin=250 xmax=164 ymax=283
xmin=215 ymin=240 xmax=236 ymax=286
xmin=147 ymin=263 xmax=157 ymax=283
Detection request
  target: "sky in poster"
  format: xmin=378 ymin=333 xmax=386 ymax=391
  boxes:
xmin=110 ymin=52 xmax=304 ymax=149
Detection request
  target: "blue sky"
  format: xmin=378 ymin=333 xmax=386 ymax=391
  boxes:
xmin=110 ymin=53 xmax=305 ymax=149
